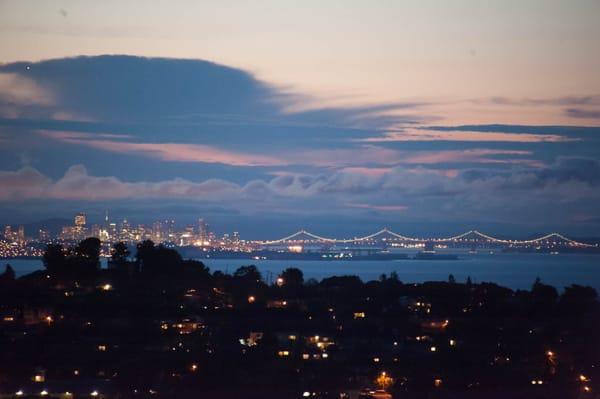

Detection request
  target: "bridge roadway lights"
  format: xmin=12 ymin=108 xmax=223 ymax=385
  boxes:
xmin=259 ymin=229 xmax=591 ymax=248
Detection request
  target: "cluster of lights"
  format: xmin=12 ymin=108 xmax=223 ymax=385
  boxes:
xmin=16 ymin=390 xmax=97 ymax=396
xmin=262 ymin=228 xmax=593 ymax=247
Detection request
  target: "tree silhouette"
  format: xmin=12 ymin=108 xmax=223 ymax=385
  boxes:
xmin=136 ymin=240 xmax=156 ymax=267
xmin=234 ymin=265 xmax=262 ymax=283
xmin=111 ymin=242 xmax=131 ymax=264
xmin=280 ymin=267 xmax=304 ymax=287
xmin=43 ymin=244 xmax=66 ymax=275
xmin=75 ymin=237 xmax=101 ymax=269
xmin=0 ymin=264 xmax=15 ymax=283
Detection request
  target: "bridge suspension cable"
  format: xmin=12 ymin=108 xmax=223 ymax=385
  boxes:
xmin=259 ymin=228 xmax=593 ymax=247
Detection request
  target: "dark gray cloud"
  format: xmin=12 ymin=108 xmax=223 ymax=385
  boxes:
xmin=565 ymin=108 xmax=600 ymax=119
xmin=485 ymin=96 xmax=600 ymax=107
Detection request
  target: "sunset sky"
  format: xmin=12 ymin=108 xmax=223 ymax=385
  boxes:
xmin=0 ymin=0 xmax=599 ymax=237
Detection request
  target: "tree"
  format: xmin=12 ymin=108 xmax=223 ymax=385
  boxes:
xmin=75 ymin=237 xmax=101 ymax=269
xmin=531 ymin=277 xmax=558 ymax=308
xmin=111 ymin=242 xmax=131 ymax=264
xmin=182 ymin=259 xmax=211 ymax=282
xmin=560 ymin=284 xmax=598 ymax=313
xmin=136 ymin=242 xmax=183 ymax=276
xmin=280 ymin=267 xmax=304 ymax=287
xmin=136 ymin=240 xmax=156 ymax=267
xmin=0 ymin=264 xmax=15 ymax=283
xmin=234 ymin=265 xmax=262 ymax=282
xmin=448 ymin=274 xmax=456 ymax=284
xmin=43 ymin=244 xmax=66 ymax=275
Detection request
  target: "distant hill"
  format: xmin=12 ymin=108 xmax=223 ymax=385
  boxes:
xmin=22 ymin=218 xmax=72 ymax=237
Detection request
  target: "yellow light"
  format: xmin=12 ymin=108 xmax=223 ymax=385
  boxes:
xmin=353 ymin=312 xmax=366 ymax=319
xmin=580 ymin=374 xmax=589 ymax=382
xmin=247 ymin=296 xmax=256 ymax=303
xmin=34 ymin=375 xmax=44 ymax=382
xmin=98 ymin=344 xmax=107 ymax=351
xmin=191 ymin=364 xmax=198 ymax=372
xmin=547 ymin=351 xmax=554 ymax=357
xmin=101 ymin=284 xmax=112 ymax=291
xmin=302 ymin=354 xmax=310 ymax=360
xmin=376 ymin=371 xmax=393 ymax=390
xmin=373 ymin=357 xmax=380 ymax=362
xmin=584 ymin=386 xmax=591 ymax=392
xmin=538 ymin=380 xmax=543 ymax=385
xmin=276 ymin=277 xmax=285 ymax=287
xmin=434 ymin=379 xmax=443 ymax=388
xmin=449 ymin=339 xmax=456 ymax=346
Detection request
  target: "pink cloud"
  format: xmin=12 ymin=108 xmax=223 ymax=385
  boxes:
xmin=340 ymin=167 xmax=393 ymax=176
xmin=38 ymin=130 xmax=133 ymax=140
xmin=401 ymin=149 xmax=541 ymax=166
xmin=359 ymin=128 xmax=578 ymax=143
xmin=0 ymin=73 xmax=54 ymax=107
xmin=346 ymin=203 xmax=408 ymax=212
xmin=38 ymin=130 xmax=541 ymax=169
xmin=38 ymin=130 xmax=287 ymax=167
xmin=0 ymin=167 xmax=51 ymax=200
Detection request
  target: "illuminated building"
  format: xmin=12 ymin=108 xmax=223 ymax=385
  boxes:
xmin=198 ymin=218 xmax=209 ymax=244
xmin=17 ymin=226 xmax=25 ymax=245
xmin=74 ymin=213 xmax=86 ymax=227
xmin=3 ymin=225 xmax=14 ymax=241
xmin=38 ymin=229 xmax=50 ymax=242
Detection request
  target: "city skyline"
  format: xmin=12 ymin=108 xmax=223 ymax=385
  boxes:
xmin=3 ymin=210 xmax=598 ymax=244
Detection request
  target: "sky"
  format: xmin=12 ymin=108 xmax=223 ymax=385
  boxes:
xmin=0 ymin=0 xmax=599 ymax=238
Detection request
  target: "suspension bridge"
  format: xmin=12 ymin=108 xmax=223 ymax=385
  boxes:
xmin=256 ymin=228 xmax=594 ymax=247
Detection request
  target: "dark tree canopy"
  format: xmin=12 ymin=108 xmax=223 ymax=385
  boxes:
xmin=0 ymin=264 xmax=15 ymax=283
xmin=75 ymin=237 xmax=101 ymax=262
xmin=280 ymin=267 xmax=304 ymax=287
xmin=234 ymin=265 xmax=262 ymax=282
xmin=43 ymin=243 xmax=66 ymax=275
xmin=111 ymin=242 xmax=131 ymax=264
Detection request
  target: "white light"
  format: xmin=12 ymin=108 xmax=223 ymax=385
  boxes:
xmin=91 ymin=390 xmax=99 ymax=396
xmin=15 ymin=391 xmax=24 ymax=396
xmin=303 ymin=392 xmax=311 ymax=397
xmin=41 ymin=390 xmax=48 ymax=396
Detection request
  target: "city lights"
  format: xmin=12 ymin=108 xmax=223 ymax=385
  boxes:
xmin=1 ymin=213 xmax=594 ymax=260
